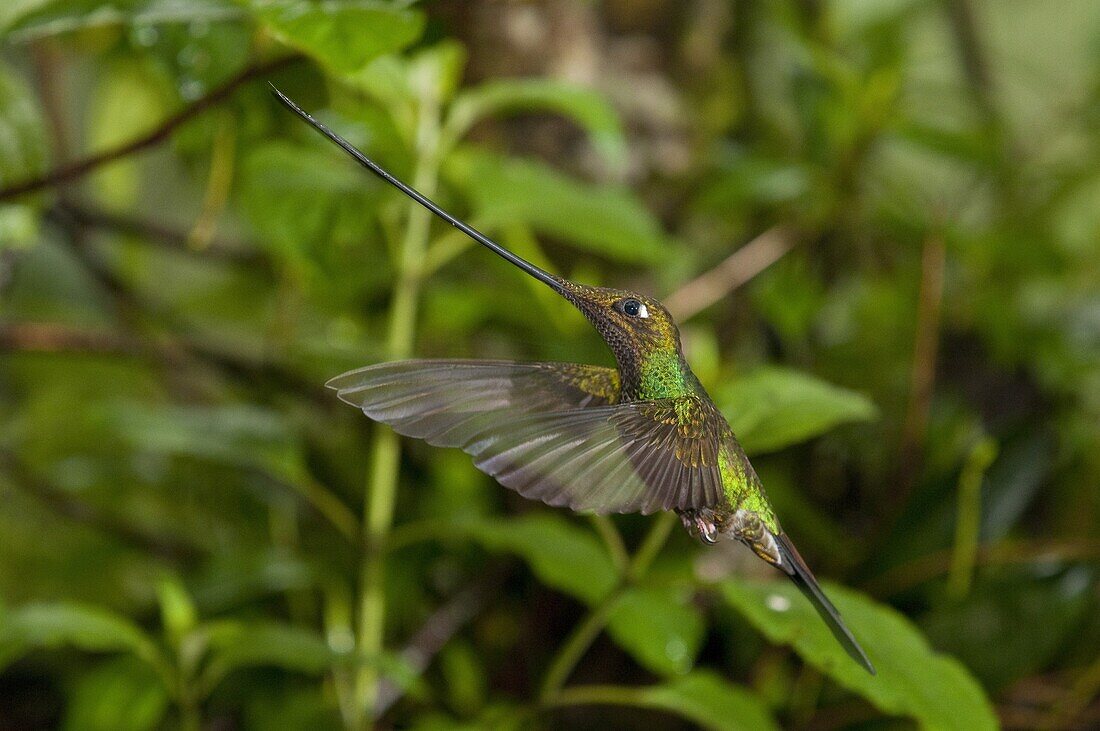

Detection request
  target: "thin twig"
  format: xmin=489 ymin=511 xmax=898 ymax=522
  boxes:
xmin=44 ymin=206 xmax=316 ymax=393
xmin=0 ymin=54 xmax=303 ymax=202
xmin=862 ymin=539 xmax=1100 ymax=596
xmin=663 ymin=226 xmax=796 ymax=321
xmin=373 ymin=569 xmax=505 ymax=719
xmin=0 ymin=321 xmax=141 ymax=354
xmin=537 ymin=513 xmax=677 ymax=702
xmin=0 ymin=449 xmax=202 ymax=562
xmin=894 ymin=234 xmax=947 ymax=511
xmin=58 ymin=201 xmax=262 ymax=264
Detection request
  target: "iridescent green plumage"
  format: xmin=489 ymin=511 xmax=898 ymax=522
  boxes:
xmin=273 ymin=86 xmax=874 ymax=675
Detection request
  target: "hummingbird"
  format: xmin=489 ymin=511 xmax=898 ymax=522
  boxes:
xmin=272 ymin=86 xmax=874 ymax=675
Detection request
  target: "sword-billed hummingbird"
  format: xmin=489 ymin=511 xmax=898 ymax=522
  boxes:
xmin=273 ymin=86 xmax=874 ymax=675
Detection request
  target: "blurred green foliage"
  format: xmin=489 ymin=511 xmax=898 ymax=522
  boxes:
xmin=0 ymin=1 xmax=1097 ymax=729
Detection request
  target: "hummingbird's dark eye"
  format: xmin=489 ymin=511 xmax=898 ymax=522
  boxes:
xmin=620 ymin=299 xmax=649 ymax=318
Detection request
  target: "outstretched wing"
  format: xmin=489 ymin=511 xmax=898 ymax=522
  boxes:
xmin=467 ymin=397 xmax=725 ymax=514
xmin=329 ymin=360 xmax=725 ymax=514
xmin=328 ymin=360 xmax=620 ymax=436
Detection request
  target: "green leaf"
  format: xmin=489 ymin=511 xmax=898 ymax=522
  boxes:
xmin=107 ymin=402 xmax=358 ymax=538
xmin=607 ymin=586 xmax=704 ymax=677
xmin=0 ymin=602 xmax=164 ymax=672
xmin=0 ymin=61 xmax=47 ymax=249
xmin=642 ymin=671 xmax=778 ymax=731
xmin=716 ymin=367 xmax=877 ymax=454
xmin=199 ymin=620 xmax=340 ymax=678
xmin=447 ymin=148 xmax=670 ymax=264
xmin=87 ymin=59 xmax=170 ymax=208
xmin=0 ymin=204 xmax=38 ymax=250
xmin=63 ymin=656 xmax=169 ymax=731
xmin=241 ymin=140 xmax=381 ymax=261
xmin=195 ymin=619 xmax=414 ymax=694
xmin=560 ymin=672 xmax=778 ymax=731
xmin=447 ymin=79 xmax=626 ymax=167
xmin=720 ymin=579 xmax=998 ymax=731
xmin=156 ymin=575 xmax=197 ymax=647
xmin=249 ymin=0 xmax=425 ymax=75
xmin=108 ymin=402 xmax=302 ymax=478
xmin=464 ymin=514 xmax=617 ymax=605
xmin=1 ymin=0 xmax=243 ymax=42
xmin=0 ymin=62 xmax=47 ymax=186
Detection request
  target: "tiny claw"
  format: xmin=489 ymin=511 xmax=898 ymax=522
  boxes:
xmin=680 ymin=510 xmax=720 ymax=545
xmin=697 ymin=518 xmax=719 ymax=545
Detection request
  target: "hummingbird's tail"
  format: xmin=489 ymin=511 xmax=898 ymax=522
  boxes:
xmin=774 ymin=533 xmax=876 ymax=675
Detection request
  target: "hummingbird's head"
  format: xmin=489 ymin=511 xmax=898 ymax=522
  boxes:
xmin=556 ymin=281 xmax=683 ymax=356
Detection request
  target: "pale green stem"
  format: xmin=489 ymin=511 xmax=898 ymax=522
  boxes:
xmin=589 ymin=515 xmax=628 ymax=574
xmin=538 ymin=513 xmax=677 ymax=702
xmin=947 ymin=437 xmax=997 ymax=598
xmin=298 ymin=474 xmax=358 ymax=541
xmin=352 ymin=83 xmax=443 ymax=728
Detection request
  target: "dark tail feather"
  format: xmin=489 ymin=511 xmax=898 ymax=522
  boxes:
xmin=774 ymin=533 xmax=876 ymax=675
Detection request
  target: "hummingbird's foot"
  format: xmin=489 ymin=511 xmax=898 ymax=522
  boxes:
xmin=679 ymin=509 xmax=720 ymax=545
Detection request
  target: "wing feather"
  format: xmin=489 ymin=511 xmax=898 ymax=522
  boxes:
xmin=330 ymin=360 xmax=727 ymax=514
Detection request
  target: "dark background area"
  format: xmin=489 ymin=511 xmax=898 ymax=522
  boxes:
xmin=0 ymin=1 xmax=1098 ymax=729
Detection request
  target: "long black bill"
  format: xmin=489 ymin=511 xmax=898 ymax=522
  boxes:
xmin=270 ymin=84 xmax=565 ymax=293
xmin=775 ymin=533 xmax=876 ymax=675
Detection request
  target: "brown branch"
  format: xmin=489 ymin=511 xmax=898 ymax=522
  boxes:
xmin=664 ymin=226 xmax=797 ymax=321
xmin=44 ymin=205 xmax=321 ymax=392
xmin=0 ymin=321 xmax=140 ymax=355
xmin=893 ymin=234 xmax=947 ymax=512
xmin=943 ymin=0 xmax=996 ymax=119
xmin=0 ymin=54 xmax=304 ymax=202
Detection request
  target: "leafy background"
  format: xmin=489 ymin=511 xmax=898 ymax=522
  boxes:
xmin=0 ymin=1 xmax=1097 ymax=729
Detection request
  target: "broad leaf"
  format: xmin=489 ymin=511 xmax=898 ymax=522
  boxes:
xmin=0 ymin=602 xmax=164 ymax=672
xmin=720 ymin=579 xmax=997 ymax=731
xmin=641 ymin=671 xmax=778 ymax=731
xmin=448 ymin=148 xmax=670 ymax=264
xmin=62 ymin=656 xmax=169 ymax=731
xmin=607 ymin=585 xmax=704 ymax=677
xmin=198 ymin=620 xmax=339 ymax=678
xmin=717 ymin=367 xmax=877 ymax=454
xmin=562 ymin=671 xmax=778 ymax=731
xmin=447 ymin=79 xmax=626 ymax=167
xmin=1 ymin=0 xmax=242 ymax=42
xmin=464 ymin=514 xmax=617 ymax=605
xmin=241 ymin=140 xmax=383 ymax=261
xmin=108 ymin=403 xmax=302 ymax=478
xmin=249 ymin=0 xmax=425 ymax=75
xmin=195 ymin=619 xmax=414 ymax=695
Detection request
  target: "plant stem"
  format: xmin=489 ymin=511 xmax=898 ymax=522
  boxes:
xmin=352 ymin=80 xmax=443 ymax=728
xmin=589 ymin=516 xmax=629 ymax=574
xmin=947 ymin=437 xmax=997 ymax=598
xmin=538 ymin=512 xmax=677 ymax=702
